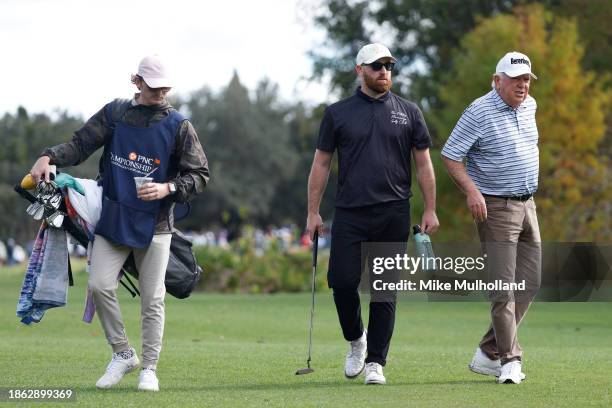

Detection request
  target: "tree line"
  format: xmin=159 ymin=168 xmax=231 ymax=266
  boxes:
xmin=0 ymin=1 xmax=609 ymax=243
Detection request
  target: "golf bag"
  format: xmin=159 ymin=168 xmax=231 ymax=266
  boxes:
xmin=15 ymin=182 xmax=203 ymax=299
xmin=123 ymin=228 xmax=202 ymax=299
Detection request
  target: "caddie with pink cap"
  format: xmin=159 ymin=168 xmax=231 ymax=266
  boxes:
xmin=30 ymin=55 xmax=210 ymax=392
xmin=136 ymin=55 xmax=174 ymax=89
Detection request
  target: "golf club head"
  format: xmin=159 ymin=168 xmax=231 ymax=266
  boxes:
xmin=34 ymin=181 xmax=45 ymax=196
xmin=33 ymin=204 xmax=45 ymax=220
xmin=47 ymin=193 xmax=62 ymax=209
xmin=26 ymin=202 xmax=40 ymax=216
xmin=295 ymin=367 xmax=314 ymax=375
xmin=48 ymin=212 xmax=64 ymax=228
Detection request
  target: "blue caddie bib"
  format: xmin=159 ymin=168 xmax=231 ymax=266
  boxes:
xmin=95 ymin=108 xmax=184 ymax=248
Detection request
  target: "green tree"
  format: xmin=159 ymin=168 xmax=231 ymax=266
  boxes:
xmin=550 ymin=0 xmax=612 ymax=158
xmin=309 ymin=1 xmax=531 ymax=134
xmin=0 ymin=107 xmax=90 ymax=241
xmin=184 ymin=73 xmax=298 ymax=229
xmin=435 ymin=4 xmax=610 ymax=241
xmin=269 ymin=102 xmax=338 ymax=229
xmin=550 ymin=0 xmax=611 ymax=77
xmin=308 ymin=0 xmax=610 ymax=143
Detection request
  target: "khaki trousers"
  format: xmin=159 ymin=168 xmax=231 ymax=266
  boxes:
xmin=89 ymin=234 xmax=171 ymax=369
xmin=477 ymin=196 xmax=541 ymax=364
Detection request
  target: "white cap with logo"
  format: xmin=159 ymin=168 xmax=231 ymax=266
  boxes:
xmin=137 ymin=55 xmax=172 ymax=88
xmin=356 ymin=43 xmax=397 ymax=65
xmin=495 ymin=51 xmax=537 ymax=79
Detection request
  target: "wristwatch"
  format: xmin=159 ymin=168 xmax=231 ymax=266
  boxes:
xmin=168 ymin=182 xmax=177 ymax=194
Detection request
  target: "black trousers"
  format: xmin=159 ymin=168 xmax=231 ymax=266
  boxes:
xmin=328 ymin=200 xmax=411 ymax=366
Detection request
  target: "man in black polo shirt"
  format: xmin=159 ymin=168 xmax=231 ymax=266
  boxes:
xmin=306 ymin=43 xmax=439 ymax=385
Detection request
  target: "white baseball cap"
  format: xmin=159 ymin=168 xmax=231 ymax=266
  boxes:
xmin=356 ymin=43 xmax=396 ymax=65
xmin=137 ymin=55 xmax=172 ymax=88
xmin=495 ymin=51 xmax=537 ymax=79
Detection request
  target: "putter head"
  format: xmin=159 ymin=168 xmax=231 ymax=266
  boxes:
xmin=295 ymin=367 xmax=314 ymax=375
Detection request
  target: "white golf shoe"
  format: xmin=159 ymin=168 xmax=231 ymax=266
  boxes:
xmin=344 ymin=331 xmax=367 ymax=378
xmin=498 ymin=360 xmax=523 ymax=384
xmin=138 ymin=368 xmax=160 ymax=392
xmin=95 ymin=347 xmax=140 ymax=389
xmin=469 ymin=348 xmax=525 ymax=380
xmin=364 ymin=362 xmax=386 ymax=385
xmin=469 ymin=347 xmax=502 ymax=376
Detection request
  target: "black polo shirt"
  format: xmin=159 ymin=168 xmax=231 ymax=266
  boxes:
xmin=317 ymin=88 xmax=432 ymax=208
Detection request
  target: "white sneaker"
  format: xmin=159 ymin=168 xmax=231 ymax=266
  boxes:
xmin=95 ymin=347 xmax=140 ymax=389
xmin=344 ymin=331 xmax=367 ymax=378
xmin=469 ymin=348 xmax=526 ymax=380
xmin=364 ymin=362 xmax=386 ymax=385
xmin=469 ymin=347 xmax=502 ymax=376
xmin=498 ymin=360 xmax=522 ymax=384
xmin=138 ymin=368 xmax=159 ymax=392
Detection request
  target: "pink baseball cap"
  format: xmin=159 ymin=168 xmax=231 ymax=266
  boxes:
xmin=137 ymin=55 xmax=172 ymax=88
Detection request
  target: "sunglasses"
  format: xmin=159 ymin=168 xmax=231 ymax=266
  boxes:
xmin=364 ymin=61 xmax=395 ymax=72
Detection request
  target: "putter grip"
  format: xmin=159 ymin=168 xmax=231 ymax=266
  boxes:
xmin=312 ymin=230 xmax=319 ymax=266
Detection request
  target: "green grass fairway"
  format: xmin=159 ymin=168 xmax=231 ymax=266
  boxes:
xmin=1 ymin=261 xmax=611 ymax=407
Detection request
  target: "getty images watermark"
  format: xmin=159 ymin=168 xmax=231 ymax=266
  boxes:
xmin=360 ymin=242 xmax=612 ymax=302
xmin=371 ymin=252 xmax=527 ymax=292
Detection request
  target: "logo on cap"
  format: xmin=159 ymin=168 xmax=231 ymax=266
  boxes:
xmin=511 ymin=57 xmax=530 ymax=67
xmin=129 ymin=152 xmax=137 ymax=161
xmin=495 ymin=51 xmax=537 ymax=80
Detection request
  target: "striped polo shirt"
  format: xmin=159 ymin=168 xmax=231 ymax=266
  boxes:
xmin=441 ymin=89 xmax=539 ymax=196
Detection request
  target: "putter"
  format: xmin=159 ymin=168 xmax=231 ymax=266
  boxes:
xmin=295 ymin=230 xmax=319 ymax=376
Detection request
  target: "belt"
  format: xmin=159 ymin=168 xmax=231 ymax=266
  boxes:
xmin=483 ymin=193 xmax=533 ymax=202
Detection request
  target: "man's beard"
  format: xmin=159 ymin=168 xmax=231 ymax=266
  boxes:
xmin=364 ymin=73 xmax=392 ymax=93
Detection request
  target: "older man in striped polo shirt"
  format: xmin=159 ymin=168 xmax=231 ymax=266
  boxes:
xmin=441 ymin=51 xmax=541 ymax=385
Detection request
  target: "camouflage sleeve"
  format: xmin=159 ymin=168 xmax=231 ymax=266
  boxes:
xmin=41 ymin=104 xmax=113 ymax=167
xmin=170 ymin=120 xmax=210 ymax=203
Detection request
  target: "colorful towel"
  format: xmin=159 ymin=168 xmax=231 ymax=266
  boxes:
xmin=17 ymin=224 xmax=69 ymax=324
xmin=67 ymin=178 xmax=102 ymax=227
xmin=32 ymin=227 xmax=69 ymax=313
xmin=55 ymin=173 xmax=85 ymax=195
xmin=16 ymin=225 xmax=48 ymax=324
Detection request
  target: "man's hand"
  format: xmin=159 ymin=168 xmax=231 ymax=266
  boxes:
xmin=138 ymin=182 xmax=171 ymax=201
xmin=441 ymin=156 xmax=487 ymax=223
xmin=467 ymin=190 xmax=487 ymax=222
xmin=420 ymin=209 xmax=440 ymax=234
xmin=306 ymin=213 xmax=324 ymax=241
xmin=306 ymin=149 xmax=332 ymax=242
xmin=412 ymin=147 xmax=438 ymax=234
xmin=30 ymin=156 xmax=52 ymax=182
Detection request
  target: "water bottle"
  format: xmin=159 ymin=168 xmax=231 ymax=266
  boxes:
xmin=413 ymin=225 xmax=436 ymax=272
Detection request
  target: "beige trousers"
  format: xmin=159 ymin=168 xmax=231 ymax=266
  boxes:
xmin=89 ymin=233 xmax=171 ymax=369
xmin=477 ymin=196 xmax=541 ymax=364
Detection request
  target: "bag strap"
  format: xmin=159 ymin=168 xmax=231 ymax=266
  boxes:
xmin=67 ymin=252 xmax=74 ymax=286
xmin=99 ymin=100 xmax=130 ymax=178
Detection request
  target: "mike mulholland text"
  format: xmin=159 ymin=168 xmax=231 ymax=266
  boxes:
xmin=372 ymin=279 xmax=526 ymax=292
